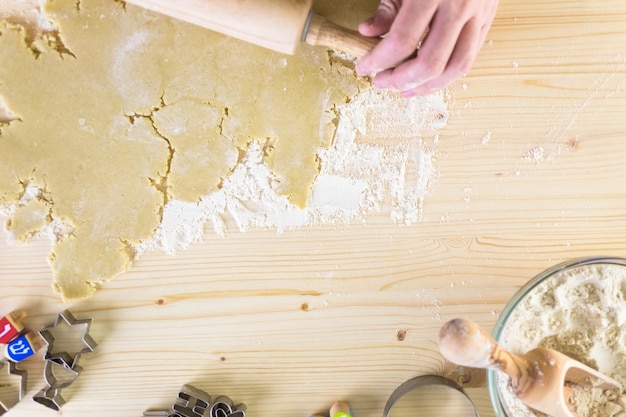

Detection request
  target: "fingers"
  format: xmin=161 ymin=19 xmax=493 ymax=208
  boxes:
xmin=372 ymin=6 xmax=467 ymax=91
xmin=356 ymin=0 xmax=499 ymax=97
xmin=356 ymin=0 xmax=436 ymax=77
xmin=358 ymin=0 xmax=398 ymax=38
xmin=401 ymin=17 xmax=482 ymax=97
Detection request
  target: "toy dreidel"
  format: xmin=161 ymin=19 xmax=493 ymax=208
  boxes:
xmin=0 ymin=311 xmax=25 ymax=345
xmin=330 ymin=401 xmax=352 ymax=417
xmin=5 ymin=331 xmax=43 ymax=362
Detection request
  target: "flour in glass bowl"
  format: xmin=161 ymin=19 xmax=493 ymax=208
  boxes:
xmin=497 ymin=263 xmax=626 ymax=417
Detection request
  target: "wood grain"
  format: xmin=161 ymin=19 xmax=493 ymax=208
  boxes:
xmin=2 ymin=0 xmax=626 ymax=416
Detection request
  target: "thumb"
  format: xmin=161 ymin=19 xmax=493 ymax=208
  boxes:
xmin=358 ymin=0 xmax=399 ymax=37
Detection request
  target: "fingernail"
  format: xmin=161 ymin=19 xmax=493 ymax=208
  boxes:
xmin=401 ymin=82 xmax=420 ymax=91
xmin=361 ymin=16 xmax=375 ymax=27
xmin=358 ymin=66 xmax=384 ymax=78
xmin=355 ymin=64 xmax=368 ymax=76
xmin=400 ymin=83 xmax=421 ymax=97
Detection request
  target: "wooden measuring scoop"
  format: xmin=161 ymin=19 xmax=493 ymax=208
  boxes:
xmin=438 ymin=318 xmax=622 ymax=417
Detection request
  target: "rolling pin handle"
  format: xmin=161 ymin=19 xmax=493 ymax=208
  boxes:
xmin=303 ymin=13 xmax=380 ymax=59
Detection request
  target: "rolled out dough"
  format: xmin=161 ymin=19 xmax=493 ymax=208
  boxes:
xmin=0 ymin=0 xmax=370 ymax=299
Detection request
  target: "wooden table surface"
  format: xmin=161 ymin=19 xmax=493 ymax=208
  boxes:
xmin=1 ymin=0 xmax=626 ymax=416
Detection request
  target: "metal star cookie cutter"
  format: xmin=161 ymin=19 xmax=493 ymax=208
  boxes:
xmin=32 ymin=359 xmax=82 ymax=411
xmin=39 ymin=309 xmax=97 ymax=369
xmin=0 ymin=360 xmax=27 ymax=415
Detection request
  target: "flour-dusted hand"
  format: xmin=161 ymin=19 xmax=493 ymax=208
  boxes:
xmin=356 ymin=0 xmax=498 ymax=97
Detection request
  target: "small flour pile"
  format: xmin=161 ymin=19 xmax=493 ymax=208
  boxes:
xmin=498 ymin=262 xmax=626 ymax=417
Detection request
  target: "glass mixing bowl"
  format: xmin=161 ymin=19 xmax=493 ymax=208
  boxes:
xmin=486 ymin=256 xmax=626 ymax=417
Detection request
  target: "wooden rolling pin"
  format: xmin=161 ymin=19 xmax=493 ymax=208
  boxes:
xmin=124 ymin=0 xmax=379 ymax=58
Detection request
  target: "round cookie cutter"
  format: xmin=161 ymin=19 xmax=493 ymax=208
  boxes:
xmin=383 ymin=375 xmax=480 ymax=417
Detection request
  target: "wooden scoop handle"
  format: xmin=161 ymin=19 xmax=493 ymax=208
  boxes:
xmin=438 ymin=318 xmax=533 ymax=389
xmin=304 ymin=14 xmax=380 ymax=58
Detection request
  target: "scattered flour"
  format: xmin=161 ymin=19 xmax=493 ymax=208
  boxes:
xmin=522 ymin=146 xmax=546 ymax=162
xmin=497 ymin=262 xmax=626 ymax=417
xmin=1 ymin=183 xmax=75 ymax=245
xmin=481 ymin=130 xmax=492 ymax=144
xmin=0 ymin=0 xmax=56 ymax=40
xmin=0 ymin=1 xmax=448 ymax=258
xmin=0 ymin=98 xmax=19 ymax=124
xmin=136 ymin=89 xmax=446 ymax=255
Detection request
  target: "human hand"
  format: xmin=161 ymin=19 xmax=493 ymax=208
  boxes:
xmin=355 ymin=0 xmax=499 ymax=97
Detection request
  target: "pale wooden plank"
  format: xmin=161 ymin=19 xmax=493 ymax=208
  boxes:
xmin=1 ymin=0 xmax=626 ymax=416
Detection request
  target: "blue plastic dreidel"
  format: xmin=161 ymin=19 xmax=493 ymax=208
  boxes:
xmin=5 ymin=331 xmax=42 ymax=362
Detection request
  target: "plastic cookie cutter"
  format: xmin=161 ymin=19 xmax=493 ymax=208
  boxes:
xmin=39 ymin=309 xmax=97 ymax=369
xmin=32 ymin=359 xmax=83 ymax=411
xmin=383 ymin=375 xmax=480 ymax=417
xmin=0 ymin=360 xmax=27 ymax=415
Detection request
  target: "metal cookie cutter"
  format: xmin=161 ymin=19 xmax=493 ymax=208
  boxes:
xmin=0 ymin=361 xmax=27 ymax=415
xmin=209 ymin=397 xmax=246 ymax=417
xmin=163 ymin=384 xmax=246 ymax=417
xmin=32 ymin=359 xmax=82 ymax=411
xmin=209 ymin=395 xmax=246 ymax=417
xmin=171 ymin=384 xmax=212 ymax=417
xmin=383 ymin=375 xmax=480 ymax=417
xmin=34 ymin=309 xmax=96 ymax=411
xmin=39 ymin=309 xmax=97 ymax=369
